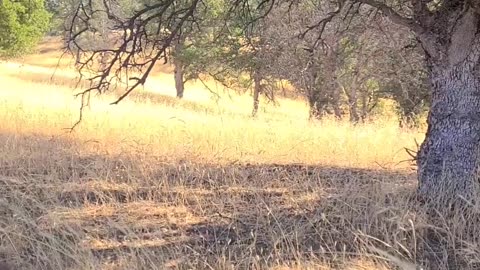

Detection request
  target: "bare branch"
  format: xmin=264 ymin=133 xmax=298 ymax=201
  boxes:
xmin=65 ymin=0 xmax=203 ymax=127
xmin=298 ymin=0 xmax=345 ymax=42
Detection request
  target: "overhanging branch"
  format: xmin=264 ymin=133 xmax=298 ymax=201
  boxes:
xmin=355 ymin=0 xmax=425 ymax=33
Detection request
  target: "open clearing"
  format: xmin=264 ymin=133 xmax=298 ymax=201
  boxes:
xmin=1 ymin=39 xmax=464 ymax=270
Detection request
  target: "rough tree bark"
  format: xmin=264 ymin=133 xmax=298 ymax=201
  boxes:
xmin=416 ymin=8 xmax=480 ymax=204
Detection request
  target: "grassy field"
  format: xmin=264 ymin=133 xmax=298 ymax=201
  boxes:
xmin=1 ymin=38 xmax=476 ymax=270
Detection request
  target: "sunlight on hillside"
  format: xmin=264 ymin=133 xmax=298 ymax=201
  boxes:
xmin=0 ymin=47 xmax=423 ymax=168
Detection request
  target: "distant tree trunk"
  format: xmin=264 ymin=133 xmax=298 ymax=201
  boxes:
xmin=308 ymin=89 xmax=327 ymax=120
xmin=332 ymin=85 xmax=342 ymax=119
xmin=303 ymin=55 xmax=324 ymax=120
xmin=349 ymin=98 xmax=359 ymax=123
xmin=417 ymin=9 xmax=480 ymax=205
xmin=342 ymin=83 xmax=360 ymax=123
xmin=360 ymin=87 xmax=368 ymax=122
xmin=308 ymin=98 xmax=318 ymax=119
xmin=349 ymin=88 xmax=360 ymax=123
xmin=345 ymin=46 xmax=369 ymax=124
xmin=174 ymin=63 xmax=185 ymax=98
xmin=325 ymin=41 xmax=341 ymax=119
xmin=173 ymin=41 xmax=185 ymax=99
xmin=252 ymin=70 xmax=262 ymax=117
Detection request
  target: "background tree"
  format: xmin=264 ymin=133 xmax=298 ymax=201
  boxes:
xmin=163 ymin=1 xmax=208 ymax=99
xmin=0 ymin=0 xmax=50 ymax=57
xmin=172 ymin=0 xmax=280 ymax=116
xmin=262 ymin=1 xmax=344 ymax=119
xmin=335 ymin=13 xmax=430 ymax=125
xmin=168 ymin=0 xmax=228 ymax=99
xmin=261 ymin=2 xmax=427 ymax=123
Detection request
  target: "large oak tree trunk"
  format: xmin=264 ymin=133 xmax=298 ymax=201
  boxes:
xmin=410 ymin=9 xmax=480 ymax=269
xmin=417 ymin=10 xmax=480 ymax=205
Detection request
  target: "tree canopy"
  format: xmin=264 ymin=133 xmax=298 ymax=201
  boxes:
xmin=0 ymin=0 xmax=50 ymax=57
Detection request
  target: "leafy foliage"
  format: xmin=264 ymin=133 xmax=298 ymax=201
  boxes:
xmin=0 ymin=0 xmax=51 ymax=57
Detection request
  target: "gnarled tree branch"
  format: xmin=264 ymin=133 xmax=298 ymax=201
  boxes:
xmin=355 ymin=0 xmax=424 ymax=33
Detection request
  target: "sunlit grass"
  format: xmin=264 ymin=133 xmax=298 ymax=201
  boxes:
xmin=0 ymin=59 xmax=423 ymax=168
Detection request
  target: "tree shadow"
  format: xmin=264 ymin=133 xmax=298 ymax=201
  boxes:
xmin=3 ymin=132 xmax=466 ymax=270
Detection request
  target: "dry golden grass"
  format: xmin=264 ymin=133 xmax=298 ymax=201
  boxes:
xmin=0 ymin=39 xmax=478 ymax=270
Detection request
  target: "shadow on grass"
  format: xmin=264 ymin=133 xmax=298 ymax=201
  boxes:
xmin=1 ymin=132 xmax=469 ymax=270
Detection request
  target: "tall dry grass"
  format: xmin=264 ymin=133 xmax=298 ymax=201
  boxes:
xmin=0 ymin=40 xmax=478 ymax=270
xmin=0 ymin=60 xmax=423 ymax=168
